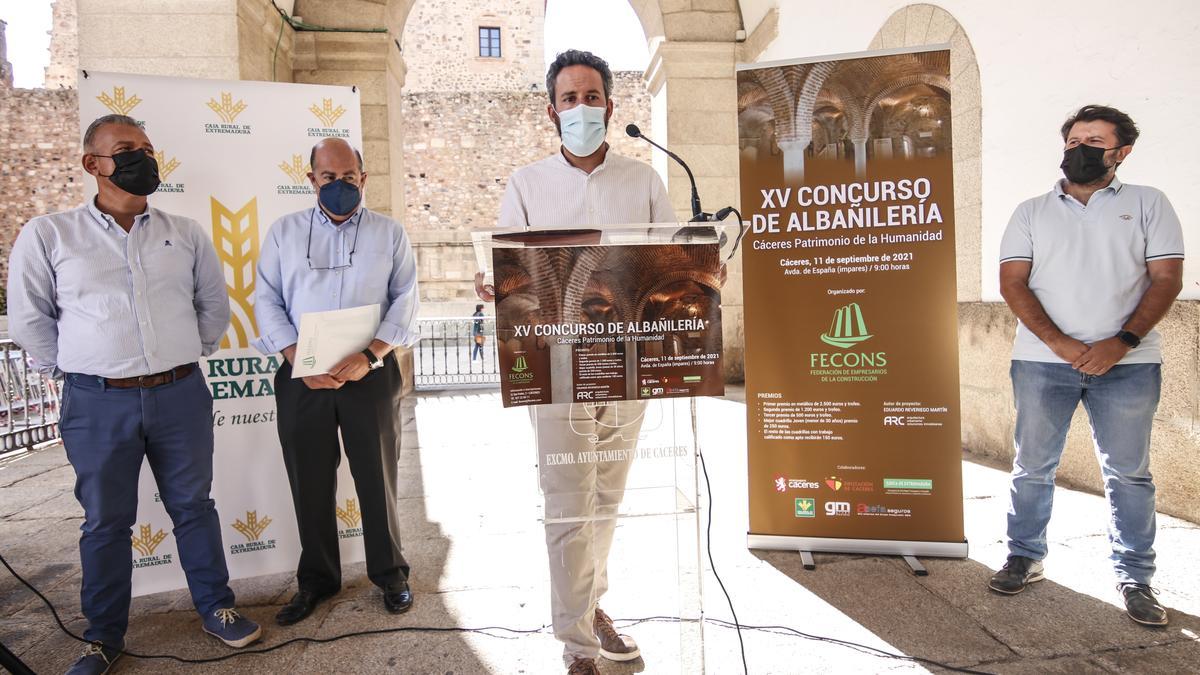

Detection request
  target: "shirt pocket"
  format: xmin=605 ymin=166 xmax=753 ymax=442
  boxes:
xmin=355 ymin=250 xmax=394 ymax=292
xmin=141 ymin=240 xmax=197 ymax=294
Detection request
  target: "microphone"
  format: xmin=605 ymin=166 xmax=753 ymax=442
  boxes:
xmin=626 ymin=124 xmax=706 ymax=221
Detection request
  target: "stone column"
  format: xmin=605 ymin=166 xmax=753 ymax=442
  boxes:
xmin=645 ymin=41 xmax=743 ymax=381
xmin=292 ymin=32 xmax=394 ymax=215
xmin=77 ymin=0 xmax=241 ymax=80
xmin=776 ymin=137 xmax=810 ymax=183
xmin=0 ymin=20 xmax=12 ymax=88
xmin=851 ymin=137 xmax=868 ymax=177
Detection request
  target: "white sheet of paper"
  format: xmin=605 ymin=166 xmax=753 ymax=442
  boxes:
xmin=291 ymin=304 xmax=381 ymax=378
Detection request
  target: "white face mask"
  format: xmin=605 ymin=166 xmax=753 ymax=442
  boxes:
xmin=556 ymin=104 xmax=607 ymax=157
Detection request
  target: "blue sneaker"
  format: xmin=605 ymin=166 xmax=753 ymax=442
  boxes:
xmin=65 ymin=641 xmax=122 ymax=675
xmin=202 ymin=607 xmax=262 ymax=648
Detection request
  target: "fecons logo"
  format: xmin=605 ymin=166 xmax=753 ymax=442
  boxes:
xmin=509 ymin=355 xmax=534 ymax=383
xmin=97 ymin=86 xmax=142 ymax=116
xmin=337 ymin=498 xmax=364 ymax=539
xmin=820 ymin=302 xmax=872 ymax=348
xmin=277 ymin=154 xmax=315 ymax=196
xmin=131 ymin=523 xmax=174 ymax=569
xmin=155 ymin=151 xmax=184 ymax=193
xmin=230 ymin=510 xmax=277 ymax=555
xmin=307 ymin=98 xmax=351 ymax=138
xmin=205 ymin=92 xmax=251 ymax=134
xmin=810 ymin=302 xmax=888 ymax=383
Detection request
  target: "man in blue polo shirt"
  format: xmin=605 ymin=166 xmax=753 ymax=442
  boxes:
xmin=989 ymin=105 xmax=1184 ymax=627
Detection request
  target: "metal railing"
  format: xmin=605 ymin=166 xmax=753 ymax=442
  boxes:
xmin=1 ymin=339 xmax=61 ymax=456
xmin=413 ymin=317 xmax=500 ymax=390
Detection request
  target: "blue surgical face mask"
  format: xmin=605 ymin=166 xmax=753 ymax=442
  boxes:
xmin=555 ymin=104 xmax=607 ymax=157
xmin=318 ymin=178 xmax=361 ymax=217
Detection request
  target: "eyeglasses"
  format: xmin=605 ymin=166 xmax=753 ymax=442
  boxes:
xmin=306 ymin=209 xmax=361 ymax=271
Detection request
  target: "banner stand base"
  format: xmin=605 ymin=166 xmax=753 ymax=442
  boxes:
xmin=902 ymin=555 xmax=929 ymax=576
xmin=799 ymin=550 xmax=815 ymax=570
xmin=748 ymin=533 xmax=968 ymax=561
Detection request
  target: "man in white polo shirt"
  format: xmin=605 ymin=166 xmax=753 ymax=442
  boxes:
xmin=989 ymin=105 xmax=1184 ymax=627
xmin=477 ymin=50 xmax=674 ymax=675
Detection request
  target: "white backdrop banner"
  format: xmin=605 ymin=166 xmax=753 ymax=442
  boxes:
xmin=78 ymin=71 xmax=367 ymax=596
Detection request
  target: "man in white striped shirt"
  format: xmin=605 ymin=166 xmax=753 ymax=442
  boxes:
xmin=479 ymin=50 xmax=675 ymax=675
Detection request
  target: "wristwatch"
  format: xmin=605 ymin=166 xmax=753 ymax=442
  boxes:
xmin=362 ymin=348 xmax=385 ymax=370
xmin=1116 ymin=330 xmax=1141 ymax=348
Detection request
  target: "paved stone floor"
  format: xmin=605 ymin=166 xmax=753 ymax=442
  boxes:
xmin=1 ymin=390 xmax=1198 ymax=674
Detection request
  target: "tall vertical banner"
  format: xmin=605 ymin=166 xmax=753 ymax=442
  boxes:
xmin=79 ymin=72 xmax=368 ymax=594
xmin=738 ymin=48 xmax=967 ymax=556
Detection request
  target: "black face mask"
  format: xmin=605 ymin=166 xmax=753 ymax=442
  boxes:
xmin=1060 ymin=143 xmax=1121 ymax=185
xmin=95 ymin=149 xmax=161 ymax=196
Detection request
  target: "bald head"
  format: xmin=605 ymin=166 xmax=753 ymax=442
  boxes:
xmin=309 ymin=137 xmax=364 ymax=175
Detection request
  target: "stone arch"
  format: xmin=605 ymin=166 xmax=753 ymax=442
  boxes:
xmin=858 ymin=72 xmax=951 ymax=141
xmin=869 ymin=4 xmax=983 ymax=302
xmin=743 ymin=68 xmax=798 ymax=140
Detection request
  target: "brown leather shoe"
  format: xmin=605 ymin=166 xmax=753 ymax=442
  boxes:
xmin=593 ymin=607 xmax=641 ymax=662
xmin=567 ymin=656 xmax=600 ymax=674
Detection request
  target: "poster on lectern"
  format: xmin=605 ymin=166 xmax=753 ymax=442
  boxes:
xmin=737 ymin=47 xmax=966 ymax=556
xmin=79 ymin=71 xmax=368 ymax=595
xmin=482 ymin=226 xmax=725 ymax=408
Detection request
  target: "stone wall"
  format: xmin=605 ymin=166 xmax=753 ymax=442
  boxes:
xmin=960 ymin=301 xmax=1200 ymax=524
xmin=45 ymin=0 xmax=78 ymax=89
xmin=399 ymin=0 xmax=544 ymax=94
xmin=238 ymin=0 xmax=296 ymax=84
xmin=402 ymin=70 xmax=655 ymax=314
xmin=0 ymin=88 xmax=85 ymax=286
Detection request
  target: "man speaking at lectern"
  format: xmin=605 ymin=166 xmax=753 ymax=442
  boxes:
xmin=478 ymin=49 xmax=675 ymax=675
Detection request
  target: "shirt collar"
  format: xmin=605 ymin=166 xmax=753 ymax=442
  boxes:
xmin=313 ymin=205 xmax=365 ymax=229
xmin=554 ymin=145 xmax=611 ymax=175
xmin=86 ymin=196 xmax=150 ymax=230
xmin=1054 ymin=175 xmax=1125 ymax=199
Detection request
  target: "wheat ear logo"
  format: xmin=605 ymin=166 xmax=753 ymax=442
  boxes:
xmin=336 ymin=499 xmax=362 ymax=528
xmin=279 ymin=154 xmax=312 ymax=184
xmin=97 ymin=86 xmax=142 ymax=115
xmin=232 ymin=511 xmax=273 ymax=542
xmin=154 ymin=151 xmax=181 ymax=182
xmin=207 ymin=92 xmax=247 ymax=123
xmin=820 ymin=302 xmax=873 ymax=348
xmin=310 ymin=98 xmax=347 ymax=127
xmin=211 ymin=197 xmax=260 ymax=349
xmin=131 ymin=524 xmax=167 ymax=557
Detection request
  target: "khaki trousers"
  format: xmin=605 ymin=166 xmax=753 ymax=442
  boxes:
xmin=533 ymin=401 xmax=647 ymax=664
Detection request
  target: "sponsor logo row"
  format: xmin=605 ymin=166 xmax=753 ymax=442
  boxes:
xmin=793 ymin=499 xmax=914 ymax=519
xmin=774 ymin=474 xmax=933 ymax=495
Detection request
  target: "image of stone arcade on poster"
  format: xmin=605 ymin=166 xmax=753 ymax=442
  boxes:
xmin=490 ymin=231 xmax=725 ymax=408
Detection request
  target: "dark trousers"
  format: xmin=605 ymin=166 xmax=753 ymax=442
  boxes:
xmin=60 ymin=367 xmax=234 ymax=645
xmin=274 ymin=354 xmax=408 ymax=594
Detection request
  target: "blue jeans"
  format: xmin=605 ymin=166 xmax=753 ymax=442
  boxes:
xmin=60 ymin=367 xmax=235 ymax=644
xmin=1007 ymin=360 xmax=1160 ymax=585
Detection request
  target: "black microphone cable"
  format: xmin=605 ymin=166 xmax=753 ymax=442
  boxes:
xmin=0 ymin=547 xmax=994 ymax=673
